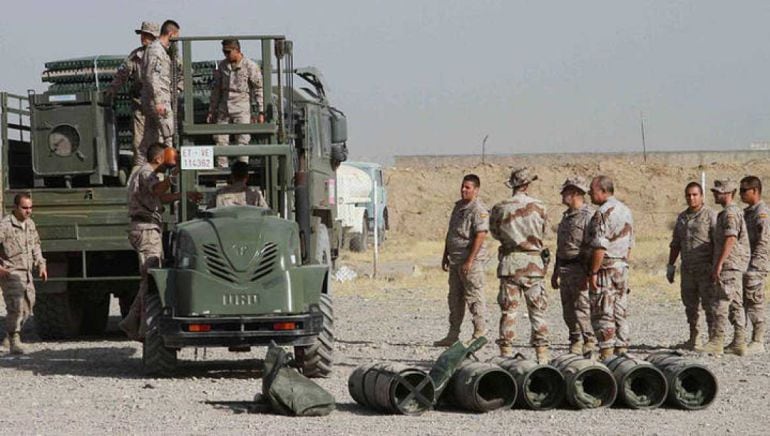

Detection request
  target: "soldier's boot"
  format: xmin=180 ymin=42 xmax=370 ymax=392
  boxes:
xmin=499 ymin=345 xmax=513 ymax=358
xmin=725 ymin=330 xmax=747 ymax=356
xmin=746 ymin=327 xmax=766 ymax=355
xmin=680 ymin=326 xmax=702 ymax=350
xmin=471 ymin=321 xmax=486 ymax=340
xmin=535 ymin=346 xmax=550 ymax=364
xmin=582 ymin=339 xmax=597 ymax=354
xmin=614 ymin=346 xmax=628 ymax=356
xmin=1 ymin=334 xmax=9 ymax=349
xmin=432 ymin=328 xmax=460 ymax=347
xmin=118 ymin=311 xmax=140 ymax=341
xmin=9 ymin=333 xmax=26 ymax=355
xmin=569 ymin=341 xmax=583 ymax=354
xmin=599 ymin=347 xmax=614 ymax=360
xmin=699 ymin=334 xmax=724 ymax=355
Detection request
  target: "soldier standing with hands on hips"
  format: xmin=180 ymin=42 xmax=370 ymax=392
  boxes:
xmin=739 ymin=176 xmax=768 ymax=354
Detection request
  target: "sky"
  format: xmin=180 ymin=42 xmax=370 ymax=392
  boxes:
xmin=2 ymin=0 xmax=770 ymax=163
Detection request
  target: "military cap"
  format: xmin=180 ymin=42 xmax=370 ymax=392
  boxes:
xmin=560 ymin=176 xmax=589 ymax=194
xmin=135 ymin=21 xmax=160 ymax=38
xmin=222 ymin=39 xmax=241 ymax=50
xmin=711 ymin=178 xmax=738 ymax=194
xmin=505 ymin=167 xmax=538 ymax=188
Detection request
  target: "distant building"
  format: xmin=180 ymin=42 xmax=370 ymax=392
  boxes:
xmin=749 ymin=142 xmax=770 ymax=150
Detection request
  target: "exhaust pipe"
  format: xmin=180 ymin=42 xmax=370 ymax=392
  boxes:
xmin=551 ymin=353 xmax=617 ymax=409
xmin=645 ymin=351 xmax=718 ymax=410
xmin=348 ymin=363 xmax=435 ymax=415
xmin=604 ymin=353 xmax=668 ymax=409
xmin=491 ymin=354 xmax=564 ymax=410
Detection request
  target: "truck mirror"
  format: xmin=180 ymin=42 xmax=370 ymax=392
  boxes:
xmin=330 ymin=109 xmax=347 ymax=144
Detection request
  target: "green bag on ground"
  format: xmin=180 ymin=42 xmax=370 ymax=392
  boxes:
xmin=258 ymin=343 xmax=335 ymax=417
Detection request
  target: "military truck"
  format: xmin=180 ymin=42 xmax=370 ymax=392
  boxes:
xmin=0 ymin=35 xmax=346 ymax=368
xmin=336 ymin=161 xmax=388 ymax=252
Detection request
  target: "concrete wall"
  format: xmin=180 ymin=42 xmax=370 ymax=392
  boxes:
xmin=394 ymin=150 xmax=770 ymax=168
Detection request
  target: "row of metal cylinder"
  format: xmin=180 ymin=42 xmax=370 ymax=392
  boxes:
xmin=348 ymin=351 xmax=717 ymax=414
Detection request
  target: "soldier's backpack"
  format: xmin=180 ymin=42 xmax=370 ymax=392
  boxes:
xmin=257 ymin=342 xmax=335 ymax=417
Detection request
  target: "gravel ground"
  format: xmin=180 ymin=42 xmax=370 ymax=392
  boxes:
xmin=0 ymin=289 xmax=768 ymax=435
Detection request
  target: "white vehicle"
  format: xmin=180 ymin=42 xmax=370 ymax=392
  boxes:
xmin=336 ymin=162 xmax=388 ymax=252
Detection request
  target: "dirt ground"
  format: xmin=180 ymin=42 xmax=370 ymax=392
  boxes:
xmin=1 ymin=157 xmax=770 ymax=434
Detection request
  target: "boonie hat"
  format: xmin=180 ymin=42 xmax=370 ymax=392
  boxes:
xmin=505 ymin=167 xmax=538 ymax=188
xmin=561 ymin=176 xmax=589 ymax=194
xmin=135 ymin=21 xmax=160 ymax=38
xmin=711 ymin=179 xmax=738 ymax=194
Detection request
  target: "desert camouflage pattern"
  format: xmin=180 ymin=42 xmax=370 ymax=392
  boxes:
xmin=490 ymin=192 xmax=549 ymax=348
xmin=587 ymin=196 xmax=633 ymax=350
xmin=743 ymin=201 xmax=769 ymax=339
xmin=711 ymin=270 xmax=745 ymax=339
xmin=0 ymin=215 xmax=45 ymax=334
xmin=210 ymin=58 xmax=264 ymax=152
xmin=446 ymin=264 xmax=487 ymax=339
xmin=558 ymin=264 xmax=594 ymax=344
xmin=109 ymin=46 xmax=147 ymax=165
xmin=713 ymin=204 xmax=750 ymax=272
xmin=496 ymin=276 xmax=549 ymax=347
xmin=208 ymin=182 xmax=269 ymax=208
xmin=139 ymin=39 xmax=175 ymax=158
xmin=681 ymin=265 xmax=715 ymax=339
xmin=556 ymin=203 xmax=595 ymax=344
xmin=670 ymin=206 xmax=717 ymax=271
xmin=444 ymin=198 xmax=489 ymax=266
xmin=127 ymin=163 xmax=163 ymax=230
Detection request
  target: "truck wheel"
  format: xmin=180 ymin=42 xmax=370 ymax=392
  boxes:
xmin=142 ymin=293 xmax=178 ymax=376
xmin=33 ymin=292 xmax=83 ymax=340
xmin=296 ymin=294 xmax=334 ymax=378
xmin=81 ymin=293 xmax=110 ymax=335
xmin=349 ymin=214 xmax=369 ymax=252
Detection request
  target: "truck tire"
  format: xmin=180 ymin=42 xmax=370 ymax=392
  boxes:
xmin=349 ymin=214 xmax=369 ymax=252
xmin=33 ymin=292 xmax=83 ymax=340
xmin=296 ymin=293 xmax=334 ymax=378
xmin=142 ymin=293 xmax=178 ymax=376
xmin=81 ymin=293 xmax=110 ymax=335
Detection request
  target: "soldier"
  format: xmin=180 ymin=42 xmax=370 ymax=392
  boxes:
xmin=700 ymin=179 xmax=750 ymax=356
xmin=208 ymin=161 xmax=269 ymax=208
xmin=666 ymin=182 xmax=717 ymax=350
xmin=119 ymin=144 xmax=200 ymax=340
xmin=586 ymin=175 xmax=634 ymax=360
xmin=490 ymin=168 xmax=550 ymax=362
xmin=739 ymin=176 xmax=768 ymax=354
xmin=434 ymin=174 xmax=489 ymax=347
xmin=551 ymin=176 xmax=596 ymax=354
xmin=105 ymin=21 xmax=160 ymax=169
xmin=207 ymin=39 xmax=265 ymax=168
xmin=0 ymin=193 xmax=47 ymax=354
xmin=138 ymin=19 xmax=180 ymax=163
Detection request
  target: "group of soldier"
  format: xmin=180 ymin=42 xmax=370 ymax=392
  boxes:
xmin=114 ymin=20 xmax=269 ymax=341
xmin=438 ymin=168 xmax=767 ymax=363
xmin=0 ymin=21 xmax=277 ymax=352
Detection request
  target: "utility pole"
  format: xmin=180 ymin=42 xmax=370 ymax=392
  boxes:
xmin=640 ymin=111 xmax=647 ymax=163
xmin=481 ymin=134 xmax=489 ymax=165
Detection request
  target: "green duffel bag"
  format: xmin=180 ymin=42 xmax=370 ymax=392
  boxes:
xmin=258 ymin=343 xmax=335 ymax=417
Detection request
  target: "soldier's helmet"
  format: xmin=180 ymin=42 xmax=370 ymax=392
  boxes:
xmin=560 ymin=176 xmax=589 ymax=194
xmin=135 ymin=22 xmax=161 ymax=38
xmin=711 ymin=178 xmax=738 ymax=194
xmin=505 ymin=167 xmax=538 ymax=188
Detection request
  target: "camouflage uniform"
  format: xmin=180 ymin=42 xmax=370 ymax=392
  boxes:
xmin=121 ymin=163 xmax=164 ymax=339
xmin=0 ymin=214 xmax=45 ymax=336
xmin=139 ymin=39 xmax=175 ymax=163
xmin=490 ymin=192 xmax=549 ymax=348
xmin=556 ymin=203 xmax=595 ymax=345
xmin=209 ymin=57 xmax=264 ymax=166
xmin=670 ymin=206 xmax=717 ymax=338
xmin=109 ymin=46 xmax=147 ymax=166
xmin=743 ymin=201 xmax=769 ymax=341
xmin=587 ymin=196 xmax=634 ymax=350
xmin=208 ymin=182 xmax=269 ymax=208
xmin=711 ymin=203 xmax=750 ymax=341
xmin=443 ymin=198 xmax=489 ymax=340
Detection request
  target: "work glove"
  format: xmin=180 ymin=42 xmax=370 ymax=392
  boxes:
xmin=666 ymin=264 xmax=676 ymax=284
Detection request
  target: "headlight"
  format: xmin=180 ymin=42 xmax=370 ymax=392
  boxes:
xmin=175 ymin=231 xmax=197 ymax=269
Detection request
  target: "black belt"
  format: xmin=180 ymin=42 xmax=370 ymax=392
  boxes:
xmin=130 ymin=215 xmax=158 ymax=224
xmin=557 ymin=257 xmax=583 ymax=265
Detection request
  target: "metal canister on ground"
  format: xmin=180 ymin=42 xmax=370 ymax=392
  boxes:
xmin=550 ymin=353 xmax=618 ymax=409
xmin=603 ymin=353 xmax=668 ymax=409
xmin=645 ymin=351 xmax=718 ymax=410
xmin=443 ymin=361 xmax=516 ymax=413
xmin=491 ymin=354 xmax=565 ymax=410
xmin=348 ymin=363 xmax=435 ymax=415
